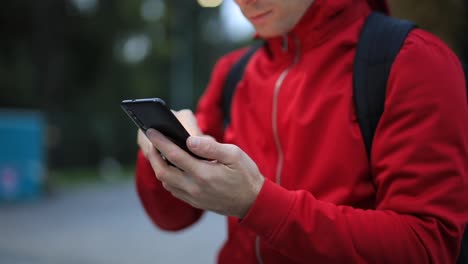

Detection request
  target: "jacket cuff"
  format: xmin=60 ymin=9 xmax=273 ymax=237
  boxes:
xmin=240 ymin=178 xmax=295 ymax=241
xmin=136 ymin=150 xmax=164 ymax=191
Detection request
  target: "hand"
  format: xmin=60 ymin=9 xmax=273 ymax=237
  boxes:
xmin=137 ymin=109 xmax=205 ymax=159
xmin=170 ymin=109 xmax=203 ymax=136
xmin=137 ymin=129 xmax=153 ymax=158
xmin=145 ymin=128 xmax=265 ymax=218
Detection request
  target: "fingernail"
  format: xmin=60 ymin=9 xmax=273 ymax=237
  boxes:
xmin=146 ymin=129 xmax=157 ymax=139
xmin=188 ymin=136 xmax=200 ymax=148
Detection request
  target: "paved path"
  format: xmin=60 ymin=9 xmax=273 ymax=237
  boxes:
xmin=0 ymin=181 xmax=226 ymax=264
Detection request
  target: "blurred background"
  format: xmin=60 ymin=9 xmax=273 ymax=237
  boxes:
xmin=0 ymin=0 xmax=467 ymax=263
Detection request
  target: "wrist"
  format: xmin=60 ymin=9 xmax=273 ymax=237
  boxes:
xmin=238 ymin=174 xmax=265 ymax=218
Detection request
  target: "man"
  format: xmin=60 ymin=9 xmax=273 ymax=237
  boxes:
xmin=135 ymin=0 xmax=468 ymax=263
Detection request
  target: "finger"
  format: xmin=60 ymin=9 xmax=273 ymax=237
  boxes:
xmin=136 ymin=129 xmax=142 ymax=145
xmin=144 ymin=137 xmax=182 ymax=179
xmin=146 ymin=145 xmax=197 ymax=190
xmin=172 ymin=109 xmax=203 ymax=136
xmin=137 ymin=129 xmax=151 ymax=156
xmin=163 ymin=182 xmax=202 ymax=210
xmin=146 ymin=128 xmax=199 ymax=172
xmin=164 ymin=182 xmax=227 ymax=215
xmin=145 ymin=141 xmax=171 ymax=178
xmin=200 ymin=135 xmax=215 ymax=141
xmin=187 ymin=136 xmax=242 ymax=165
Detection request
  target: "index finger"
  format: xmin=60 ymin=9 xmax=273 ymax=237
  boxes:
xmin=146 ymin=129 xmax=200 ymax=173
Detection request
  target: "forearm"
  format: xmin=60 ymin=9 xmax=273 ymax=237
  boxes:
xmin=241 ymin=179 xmax=464 ymax=263
xmin=135 ymin=150 xmax=203 ymax=231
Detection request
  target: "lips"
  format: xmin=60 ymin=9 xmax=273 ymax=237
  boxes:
xmin=249 ymin=10 xmax=272 ymax=24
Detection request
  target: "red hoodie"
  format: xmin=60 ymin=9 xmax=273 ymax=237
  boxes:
xmin=135 ymin=0 xmax=468 ymax=263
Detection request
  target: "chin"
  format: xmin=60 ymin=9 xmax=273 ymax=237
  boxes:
xmin=256 ymin=29 xmax=283 ymax=38
xmin=254 ymin=23 xmax=289 ymax=38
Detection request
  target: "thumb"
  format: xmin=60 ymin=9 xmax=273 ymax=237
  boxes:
xmin=187 ymin=136 xmax=241 ymax=164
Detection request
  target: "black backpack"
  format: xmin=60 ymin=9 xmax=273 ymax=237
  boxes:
xmin=221 ymin=12 xmax=468 ymax=264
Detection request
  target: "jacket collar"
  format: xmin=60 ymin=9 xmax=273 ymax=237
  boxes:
xmin=261 ymin=0 xmax=372 ymax=60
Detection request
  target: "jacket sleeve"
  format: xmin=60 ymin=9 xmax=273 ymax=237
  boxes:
xmin=240 ymin=29 xmax=468 ymax=263
xmin=134 ymin=49 xmax=247 ymax=231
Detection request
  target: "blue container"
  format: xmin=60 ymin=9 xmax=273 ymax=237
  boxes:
xmin=0 ymin=110 xmax=45 ymax=201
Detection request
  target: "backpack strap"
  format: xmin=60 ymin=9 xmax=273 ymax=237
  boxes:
xmin=355 ymin=13 xmax=468 ymax=263
xmin=222 ymin=41 xmax=263 ymax=127
xmin=353 ymin=12 xmax=416 ymax=159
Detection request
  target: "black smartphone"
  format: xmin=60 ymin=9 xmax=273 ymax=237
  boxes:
xmin=121 ymin=98 xmax=204 ymax=160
